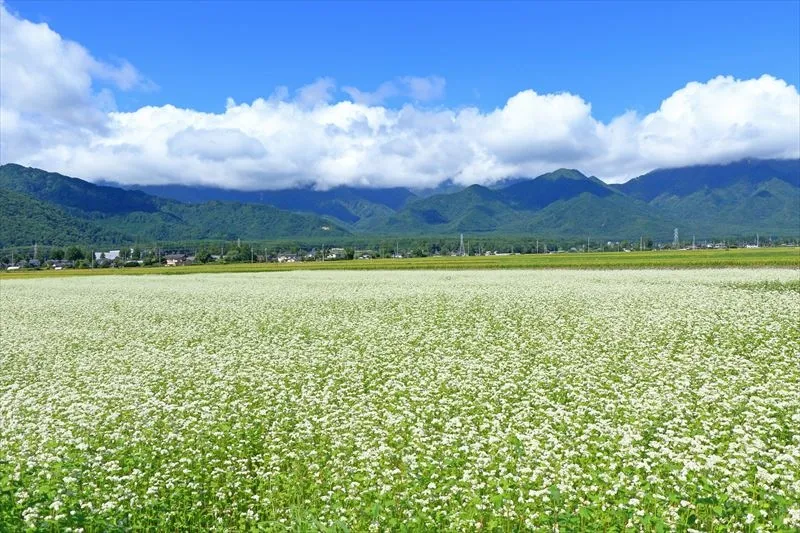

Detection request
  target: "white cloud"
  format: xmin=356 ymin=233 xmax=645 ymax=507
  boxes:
xmin=0 ymin=3 xmax=151 ymax=136
xmin=343 ymin=76 xmax=446 ymax=105
xmin=1 ymin=5 xmax=798 ymax=189
xmin=295 ymin=77 xmax=336 ymax=107
xmin=342 ymin=81 xmax=399 ymax=106
xmin=401 ymin=75 xmax=446 ymax=101
xmin=168 ymin=128 xmax=266 ymax=161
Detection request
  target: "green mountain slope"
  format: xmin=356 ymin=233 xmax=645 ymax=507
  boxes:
xmin=0 ymin=165 xmax=349 ymax=242
xmin=523 ymin=192 xmax=674 ymax=238
xmin=609 ymin=159 xmax=799 ymax=237
xmin=616 ymin=159 xmax=800 ymax=201
xmin=647 ymin=178 xmax=800 ymax=236
xmin=1 ymin=159 xmax=797 ymax=245
xmin=0 ymin=164 xmax=161 ymax=214
xmin=114 ymin=182 xmax=417 ymax=224
xmin=362 ymin=185 xmax=526 ymax=234
xmin=0 ymin=189 xmax=128 ymax=246
xmin=499 ymin=169 xmax=615 ymax=210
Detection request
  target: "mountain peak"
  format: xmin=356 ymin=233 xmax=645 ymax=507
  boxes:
xmin=538 ymin=168 xmax=589 ymax=181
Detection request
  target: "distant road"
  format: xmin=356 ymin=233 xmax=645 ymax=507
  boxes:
xmin=3 ymin=248 xmax=799 ymax=279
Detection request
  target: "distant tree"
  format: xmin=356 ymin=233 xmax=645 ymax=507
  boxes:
xmin=344 ymin=247 xmax=355 ymax=260
xmin=50 ymin=248 xmax=65 ymax=260
xmin=65 ymin=246 xmax=84 ymax=261
xmin=194 ymin=244 xmax=216 ymax=263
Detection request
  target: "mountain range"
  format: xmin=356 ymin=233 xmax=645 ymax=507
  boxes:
xmin=1 ymin=159 xmax=798 ymax=247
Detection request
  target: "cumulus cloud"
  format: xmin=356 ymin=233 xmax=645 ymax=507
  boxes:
xmin=401 ymin=75 xmax=446 ymax=101
xmin=168 ymin=128 xmax=266 ymax=161
xmin=343 ymin=76 xmax=446 ymax=105
xmin=0 ymin=3 xmax=152 ymax=145
xmin=295 ymin=77 xmax=336 ymax=107
xmin=1 ymin=5 xmax=798 ymax=189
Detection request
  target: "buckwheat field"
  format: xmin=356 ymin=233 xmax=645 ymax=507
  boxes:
xmin=1 ymin=269 xmax=799 ymax=532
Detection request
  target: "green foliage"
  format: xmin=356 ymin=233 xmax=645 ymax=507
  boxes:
xmin=3 ymin=248 xmax=798 ymax=279
xmin=0 ymin=165 xmax=349 ymax=246
xmin=0 ymin=189 xmax=127 ymax=247
xmin=1 ymin=160 xmax=799 ymax=248
xmin=0 ymin=163 xmax=161 ymax=214
xmin=65 ymin=246 xmax=85 ymax=261
xmin=349 ymin=163 xmax=800 ymax=239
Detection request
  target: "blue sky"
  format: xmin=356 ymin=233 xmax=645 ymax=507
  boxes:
xmin=11 ymin=1 xmax=799 ymax=120
xmin=1 ymin=1 xmax=799 ymax=188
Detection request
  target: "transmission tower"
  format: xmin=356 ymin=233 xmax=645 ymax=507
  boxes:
xmin=457 ymin=234 xmax=465 ymax=256
xmin=673 ymin=228 xmax=679 ymax=249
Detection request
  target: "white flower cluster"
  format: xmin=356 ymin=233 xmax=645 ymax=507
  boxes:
xmin=1 ymin=269 xmax=798 ymax=530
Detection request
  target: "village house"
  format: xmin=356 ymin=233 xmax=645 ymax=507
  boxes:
xmin=165 ymin=254 xmax=187 ymax=266
xmin=94 ymin=250 xmax=120 ymax=261
xmin=326 ymin=247 xmax=346 ymax=260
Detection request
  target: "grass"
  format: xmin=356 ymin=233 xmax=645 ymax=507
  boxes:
xmin=726 ymin=278 xmax=800 ymax=293
xmin=2 ymin=248 xmax=798 ymax=279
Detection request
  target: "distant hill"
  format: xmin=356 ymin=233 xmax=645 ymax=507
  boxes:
xmin=0 ymin=165 xmax=348 ymax=246
xmin=1 ymin=164 xmax=162 ymax=215
xmin=614 ymin=159 xmax=800 ymax=201
xmin=368 ymin=184 xmax=523 ymax=234
xmin=0 ymin=188 xmax=127 ymax=246
xmin=359 ymin=169 xmax=674 ymax=237
xmin=612 ymin=159 xmax=800 ymax=236
xmin=114 ymin=182 xmax=417 ymax=224
xmin=1 ymin=158 xmax=797 ymax=246
xmin=498 ymin=169 xmax=614 ymax=210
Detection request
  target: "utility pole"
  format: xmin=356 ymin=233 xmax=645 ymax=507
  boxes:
xmin=587 ymin=236 xmax=590 ymax=253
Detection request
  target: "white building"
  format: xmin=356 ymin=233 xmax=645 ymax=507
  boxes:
xmin=94 ymin=250 xmax=120 ymax=261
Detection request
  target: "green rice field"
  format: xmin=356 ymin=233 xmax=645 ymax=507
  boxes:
xmin=2 ymin=247 xmax=798 ymax=279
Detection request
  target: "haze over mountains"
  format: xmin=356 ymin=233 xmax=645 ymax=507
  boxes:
xmin=1 ymin=159 xmax=798 ymax=247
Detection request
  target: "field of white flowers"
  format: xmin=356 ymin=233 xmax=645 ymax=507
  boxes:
xmin=1 ymin=269 xmax=799 ymax=531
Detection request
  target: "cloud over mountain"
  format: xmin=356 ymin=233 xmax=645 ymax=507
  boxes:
xmin=1 ymin=4 xmax=798 ymax=190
